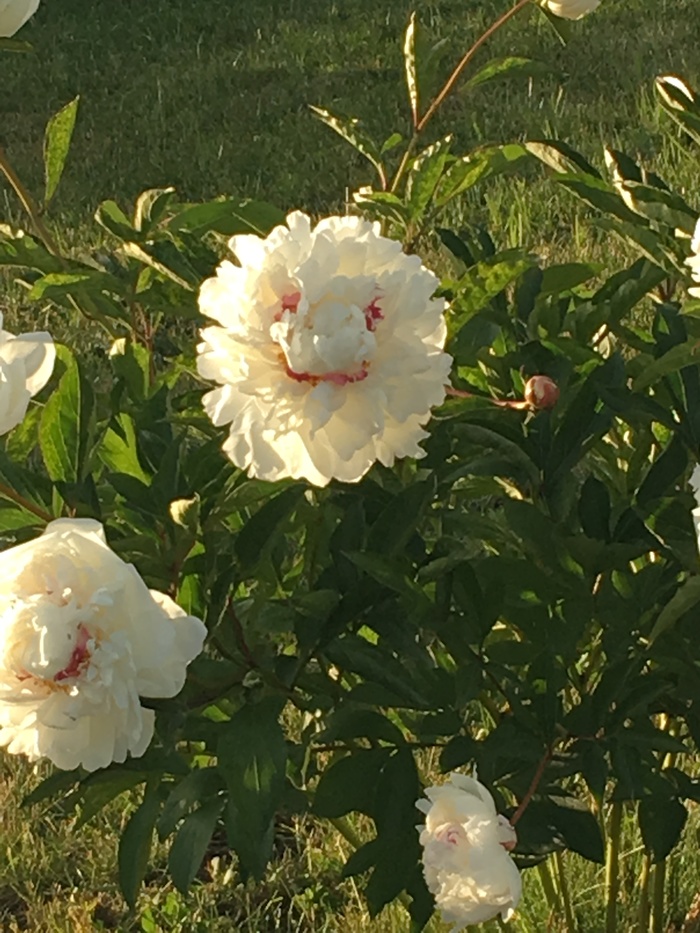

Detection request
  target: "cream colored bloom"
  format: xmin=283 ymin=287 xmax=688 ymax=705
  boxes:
xmin=690 ymin=465 xmax=700 ymax=549
xmin=197 ymin=211 xmax=452 ymax=487
xmin=416 ymin=773 xmax=521 ymax=929
xmin=0 ymin=0 xmax=39 ymax=37
xmin=0 ymin=520 xmax=206 ymax=771
xmin=0 ymin=314 xmax=54 ymax=434
xmin=686 ymin=219 xmax=700 ymax=298
xmin=543 ymin=0 xmax=599 ymax=19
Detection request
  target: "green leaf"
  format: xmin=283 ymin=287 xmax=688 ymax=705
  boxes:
xmin=639 ymin=796 xmax=687 ymax=863
xmin=118 ymin=782 xmax=161 ymax=908
xmin=0 ymin=37 xmax=32 ymax=52
xmin=43 ymin=96 xmax=79 ymax=207
xmin=314 ymin=749 xmax=392 ymax=819
xmin=406 ymin=136 xmax=452 ymax=218
xmin=235 ymin=486 xmax=303 ymax=568
xmin=158 ymin=768 xmax=225 ymax=840
xmin=133 ymin=187 xmax=176 ymax=234
xmin=649 ymin=576 xmax=700 ymax=642
xmin=217 ymin=698 xmax=287 ymax=880
xmin=309 ymin=106 xmax=386 ymax=188
xmin=465 ymin=56 xmax=550 ymax=91
xmin=168 ymin=797 xmax=225 ymax=894
xmin=435 ymin=144 xmax=528 ymax=206
xmin=367 ymin=477 xmax=436 ymax=556
xmin=39 ymin=347 xmax=94 ymax=484
xmin=95 ymin=200 xmax=136 ymax=241
xmin=449 ymin=250 xmax=536 ymax=319
xmin=76 ymin=771 xmax=145 ymax=828
xmin=632 ymin=340 xmax=700 ymax=391
xmin=167 ymin=198 xmax=285 ymax=238
xmin=404 ymin=13 xmax=419 ymax=126
xmin=548 ymin=798 xmax=605 ymax=863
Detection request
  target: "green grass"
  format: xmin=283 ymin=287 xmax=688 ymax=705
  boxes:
xmin=3 ymin=0 xmax=700 ymax=929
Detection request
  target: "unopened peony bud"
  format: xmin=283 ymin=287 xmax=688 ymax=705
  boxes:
xmin=524 ymin=375 xmax=560 ymax=411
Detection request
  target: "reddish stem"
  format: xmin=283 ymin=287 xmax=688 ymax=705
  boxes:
xmin=510 ymin=747 xmax=552 ymax=826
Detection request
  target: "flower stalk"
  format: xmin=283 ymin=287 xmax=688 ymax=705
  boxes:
xmin=604 ymin=801 xmax=623 ymax=933
xmin=390 ymin=0 xmax=533 ymax=194
xmin=0 ymin=146 xmax=60 ymax=256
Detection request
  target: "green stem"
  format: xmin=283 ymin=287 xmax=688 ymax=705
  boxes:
xmin=537 ymin=859 xmax=561 ymax=920
xmin=554 ymin=851 xmax=576 ymax=932
xmin=605 ymin=801 xmax=623 ymax=933
xmin=389 ymin=0 xmax=533 ymax=195
xmin=650 ymin=860 xmax=666 ymax=933
xmin=637 ymin=851 xmax=651 ymax=933
xmin=0 ymin=145 xmax=61 ymax=256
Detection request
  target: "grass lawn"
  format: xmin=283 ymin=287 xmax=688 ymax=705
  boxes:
xmin=2 ymin=0 xmax=700 ymax=930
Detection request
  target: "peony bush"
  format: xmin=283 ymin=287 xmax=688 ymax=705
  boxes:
xmin=2 ymin=0 xmax=700 ymax=928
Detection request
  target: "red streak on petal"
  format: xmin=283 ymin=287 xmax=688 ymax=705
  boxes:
xmin=285 ymin=364 xmax=369 ymax=387
xmin=364 ymin=298 xmax=383 ymax=331
xmin=54 ymin=625 xmax=92 ymax=682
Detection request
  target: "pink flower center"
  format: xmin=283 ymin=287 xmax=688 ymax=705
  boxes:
xmin=274 ymin=291 xmax=384 ymax=386
xmin=54 ymin=625 xmax=92 ymax=682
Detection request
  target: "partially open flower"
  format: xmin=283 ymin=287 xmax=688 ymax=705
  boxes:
xmin=416 ymin=773 xmax=522 ymax=929
xmin=0 ymin=314 xmax=54 ymax=435
xmin=0 ymin=520 xmax=206 ymax=771
xmin=197 ymin=211 xmax=452 ymax=487
xmin=0 ymin=0 xmax=39 ymax=37
xmin=542 ymin=0 xmax=600 ymax=19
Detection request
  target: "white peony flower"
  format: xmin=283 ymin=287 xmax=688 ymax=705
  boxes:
xmin=0 ymin=0 xmax=39 ymax=37
xmin=0 ymin=519 xmax=206 ymax=772
xmin=416 ymin=773 xmax=522 ymax=929
xmin=690 ymin=465 xmax=700 ymax=550
xmin=196 ymin=211 xmax=452 ymax=487
xmin=686 ymin=218 xmax=700 ymax=298
xmin=0 ymin=314 xmax=54 ymax=435
xmin=542 ymin=0 xmax=600 ymax=20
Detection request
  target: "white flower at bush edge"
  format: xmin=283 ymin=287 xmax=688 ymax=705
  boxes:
xmin=686 ymin=219 xmax=700 ymax=298
xmin=689 ymin=465 xmax=700 ymax=549
xmin=416 ymin=772 xmax=522 ymax=929
xmin=197 ymin=211 xmax=452 ymax=487
xmin=542 ymin=0 xmax=600 ymax=20
xmin=0 ymin=519 xmax=206 ymax=772
xmin=0 ymin=314 xmax=54 ymax=435
xmin=0 ymin=0 xmax=39 ymax=37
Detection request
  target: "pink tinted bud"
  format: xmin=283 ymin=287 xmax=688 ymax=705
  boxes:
xmin=524 ymin=375 xmax=560 ymax=411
